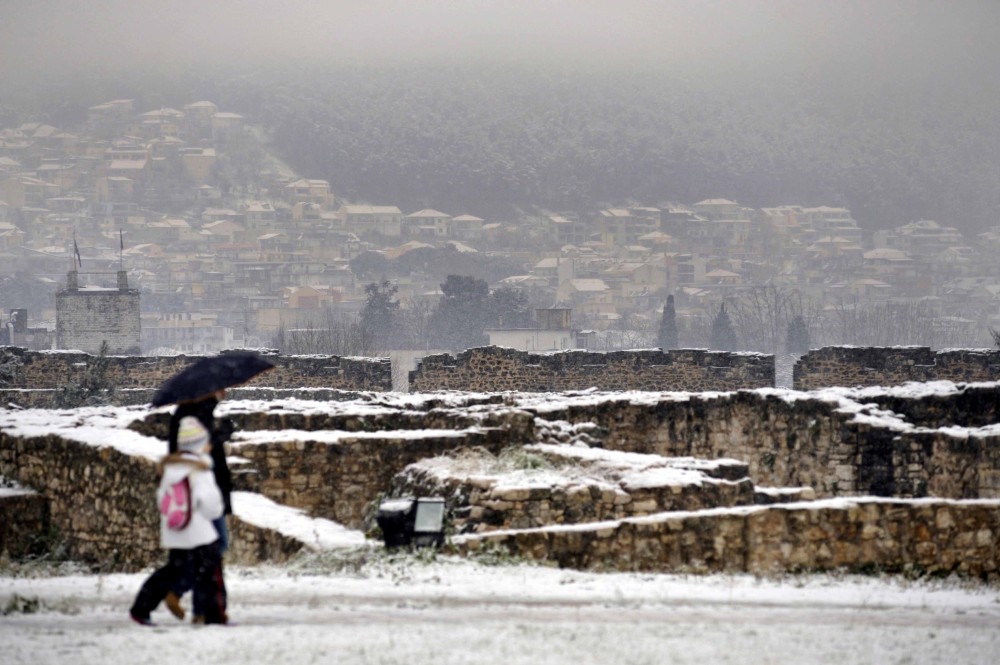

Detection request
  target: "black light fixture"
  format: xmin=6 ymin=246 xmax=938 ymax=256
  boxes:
xmin=376 ymin=497 xmax=446 ymax=549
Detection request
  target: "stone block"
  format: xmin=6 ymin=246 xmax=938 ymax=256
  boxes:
xmin=629 ymin=499 xmax=659 ymax=513
xmin=494 ymin=488 xmax=531 ymax=502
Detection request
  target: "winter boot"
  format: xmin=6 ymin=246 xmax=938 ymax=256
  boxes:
xmin=165 ymin=591 xmax=185 ymax=620
xmin=130 ymin=611 xmax=154 ymax=626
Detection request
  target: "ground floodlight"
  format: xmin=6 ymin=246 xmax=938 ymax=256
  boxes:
xmin=376 ymin=496 xmax=446 ymax=549
xmin=411 ymin=497 xmax=446 ymax=548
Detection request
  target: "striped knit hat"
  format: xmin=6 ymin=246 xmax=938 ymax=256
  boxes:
xmin=176 ymin=416 xmax=210 ymax=453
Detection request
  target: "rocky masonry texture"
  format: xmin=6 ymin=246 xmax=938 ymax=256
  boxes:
xmin=0 ymin=491 xmax=50 ymax=558
xmin=0 ymin=347 xmax=392 ymax=393
xmin=5 ymin=346 xmax=1000 ymax=397
xmin=794 ymin=347 xmax=1000 ymax=390
xmin=410 ymin=346 xmax=775 ymax=392
xmin=0 ymin=431 xmax=309 ymax=570
xmin=56 ymin=287 xmax=141 ymax=355
xmin=3 ymin=380 xmax=1000 ymax=574
xmin=389 ymin=447 xmax=761 ymax=534
xmin=525 ymin=387 xmax=1000 ymax=500
xmin=229 ymin=431 xmax=513 ymax=528
xmin=455 ymin=498 xmax=1000 ymax=579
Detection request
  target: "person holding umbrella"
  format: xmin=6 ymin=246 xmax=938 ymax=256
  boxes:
xmin=154 ymin=351 xmax=275 ymax=550
xmin=147 ymin=351 xmax=274 ymax=622
xmin=130 ymin=416 xmax=227 ymax=625
xmin=169 ymin=390 xmax=234 ymax=551
xmin=158 ymin=390 xmax=232 ymax=623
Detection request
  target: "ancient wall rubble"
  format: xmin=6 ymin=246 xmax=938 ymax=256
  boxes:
xmin=388 ymin=432 xmax=1000 ymax=578
xmin=0 ymin=431 xmax=167 ymax=569
xmin=793 ymin=346 xmax=1000 ymax=391
xmin=455 ymin=498 xmax=1000 ymax=579
xmin=390 ymin=446 xmax=771 ymax=534
xmin=521 ymin=385 xmax=1000 ymax=500
xmin=0 ymin=346 xmax=393 ymax=399
xmin=4 ymin=345 xmax=1000 ymax=400
xmin=0 ymin=486 xmax=50 ymax=559
xmin=2 ymin=381 xmax=999 ymax=575
xmin=227 ymin=429 xmax=516 ymax=528
xmin=0 ymin=430 xmax=315 ymax=570
xmin=409 ymin=346 xmax=775 ymax=392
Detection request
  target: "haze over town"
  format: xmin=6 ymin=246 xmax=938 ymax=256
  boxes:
xmin=2 ymin=0 xmax=1000 ymax=366
xmin=4 ymin=5 xmax=1000 ymax=664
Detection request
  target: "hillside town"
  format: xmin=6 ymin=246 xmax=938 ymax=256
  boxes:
xmin=2 ymin=99 xmax=998 ymax=357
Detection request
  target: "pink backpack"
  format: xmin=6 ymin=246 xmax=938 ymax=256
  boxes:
xmin=159 ymin=478 xmax=192 ymax=530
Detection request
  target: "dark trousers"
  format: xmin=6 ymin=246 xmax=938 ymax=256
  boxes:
xmin=131 ymin=542 xmax=227 ymax=623
xmin=172 ymin=517 xmax=228 ymax=600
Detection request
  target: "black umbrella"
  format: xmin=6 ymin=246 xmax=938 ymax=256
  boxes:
xmin=151 ymin=351 xmax=275 ymax=407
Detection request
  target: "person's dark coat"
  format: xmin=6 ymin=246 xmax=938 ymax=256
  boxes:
xmin=168 ymin=398 xmax=233 ymax=515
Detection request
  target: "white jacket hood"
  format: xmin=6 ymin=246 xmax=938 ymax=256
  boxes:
xmin=157 ymin=451 xmax=224 ymax=550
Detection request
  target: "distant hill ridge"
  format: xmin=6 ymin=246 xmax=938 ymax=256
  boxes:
xmin=212 ymin=63 xmax=1000 ymax=234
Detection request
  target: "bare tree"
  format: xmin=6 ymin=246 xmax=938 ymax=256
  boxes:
xmin=394 ymin=299 xmax=435 ymax=350
xmin=677 ymin=310 xmax=712 ymax=349
xmin=727 ymin=285 xmax=804 ymax=355
xmin=271 ymin=310 xmax=376 ymax=356
xmin=593 ymin=313 xmax=656 ymax=351
xmin=819 ymin=298 xmax=948 ymax=348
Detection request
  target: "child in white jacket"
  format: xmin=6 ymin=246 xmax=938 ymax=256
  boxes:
xmin=130 ymin=416 xmax=227 ymax=625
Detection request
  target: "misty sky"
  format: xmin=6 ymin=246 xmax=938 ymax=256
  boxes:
xmin=2 ymin=0 xmax=998 ymax=82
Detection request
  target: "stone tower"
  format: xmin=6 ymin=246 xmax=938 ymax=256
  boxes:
xmin=56 ymin=270 xmax=140 ymax=354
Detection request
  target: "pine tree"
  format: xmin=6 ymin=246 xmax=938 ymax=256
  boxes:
xmin=360 ymin=280 xmax=400 ymax=351
xmin=786 ymin=315 xmax=811 ymax=354
xmin=657 ymin=294 xmax=679 ymax=350
xmin=488 ymin=287 xmax=534 ymax=329
xmin=709 ymin=303 xmax=738 ymax=351
xmin=428 ymin=275 xmax=491 ymax=351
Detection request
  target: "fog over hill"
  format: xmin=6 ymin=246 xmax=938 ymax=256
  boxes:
xmin=3 ymin=1 xmax=1000 ymax=231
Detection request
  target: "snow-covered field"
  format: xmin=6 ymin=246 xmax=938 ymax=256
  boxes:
xmin=3 ymin=553 xmax=998 ymax=665
xmin=3 ymin=390 xmax=1000 ymax=663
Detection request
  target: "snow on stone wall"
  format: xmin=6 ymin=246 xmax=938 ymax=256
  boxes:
xmin=793 ymin=346 xmax=1000 ymax=390
xmin=410 ymin=346 xmax=775 ymax=392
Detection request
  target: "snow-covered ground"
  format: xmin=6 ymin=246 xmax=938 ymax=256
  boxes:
xmin=3 ymin=553 xmax=998 ymax=665
xmin=4 ymin=388 xmax=1000 ymax=663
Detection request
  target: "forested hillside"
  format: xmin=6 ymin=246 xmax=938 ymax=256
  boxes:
xmin=206 ymin=62 xmax=1000 ymax=233
xmin=6 ymin=59 xmax=999 ymax=234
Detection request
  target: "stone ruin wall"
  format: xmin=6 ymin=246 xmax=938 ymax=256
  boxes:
xmin=5 ymin=413 xmax=998 ymax=576
xmin=5 ymin=345 xmax=1000 ymax=401
xmin=0 ymin=431 xmax=311 ymax=571
xmin=456 ymin=498 xmax=1000 ymax=578
xmin=390 ymin=452 xmax=774 ymax=534
xmin=409 ymin=346 xmax=775 ymax=392
xmin=3 ymin=379 xmax=1000 ymax=574
xmin=793 ymin=347 xmax=1000 ymax=391
xmin=0 ymin=491 xmax=50 ymax=559
xmin=411 ymin=346 xmax=1000 ymax=393
xmin=522 ymin=386 xmax=1000 ymax=502
xmin=226 ymin=430 xmax=516 ymax=529
xmin=130 ymin=404 xmax=536 ymax=530
xmin=0 ymin=347 xmax=393 ymax=400
xmin=194 ymin=386 xmax=1000 ymax=537
xmin=0 ymin=387 xmax=385 ymax=410
xmin=0 ymin=406 xmax=536 ymax=571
